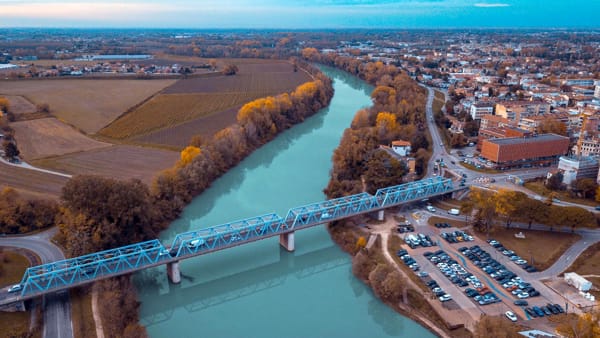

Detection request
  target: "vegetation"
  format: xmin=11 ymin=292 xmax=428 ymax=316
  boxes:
xmin=525 ymin=178 xmax=599 ymax=206
xmin=473 ymin=315 xmax=521 ymax=338
xmin=0 ymin=250 xmax=40 ymax=338
xmin=0 ymin=188 xmax=58 ymax=234
xmin=70 ymin=288 xmax=97 ymax=338
xmin=463 ymin=188 xmax=597 ymax=235
xmin=317 ymin=57 xmax=427 ymax=198
xmin=555 ymin=311 xmax=600 ymax=338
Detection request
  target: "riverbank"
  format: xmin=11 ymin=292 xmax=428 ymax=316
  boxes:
xmin=328 ymin=218 xmax=472 ymax=338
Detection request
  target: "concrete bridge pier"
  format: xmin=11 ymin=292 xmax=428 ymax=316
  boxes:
xmin=166 ymin=261 xmax=181 ymax=284
xmin=376 ymin=210 xmax=384 ymax=221
xmin=279 ymin=232 xmax=295 ymax=252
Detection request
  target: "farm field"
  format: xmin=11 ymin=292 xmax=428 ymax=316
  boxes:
xmin=133 ymin=105 xmax=240 ymax=148
xmin=101 ymin=59 xmax=311 ymax=147
xmin=0 ymin=79 xmax=176 ymax=133
xmin=98 ymin=92 xmax=270 ymax=140
xmin=3 ymin=95 xmax=36 ymax=115
xmin=0 ymin=162 xmax=69 ymax=199
xmin=32 ymin=145 xmax=179 ymax=185
xmin=12 ymin=117 xmax=110 ymax=160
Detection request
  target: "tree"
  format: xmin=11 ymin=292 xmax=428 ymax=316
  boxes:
xmin=474 ymin=315 xmax=521 ymax=338
xmin=546 ymin=172 xmax=564 ymax=190
xmin=0 ymin=97 xmax=10 ymax=114
xmin=177 ymin=146 xmax=201 ymax=168
xmin=469 ymin=188 xmax=497 ymax=237
xmin=574 ymin=178 xmax=597 ymax=199
xmin=362 ymin=151 xmax=406 ymax=194
xmin=556 ymin=312 xmax=600 ymax=338
xmin=208 ymin=59 xmax=217 ymax=71
xmin=355 ymin=236 xmax=367 ymax=251
xmin=494 ymin=189 xmax=519 ymax=228
xmin=223 ymin=63 xmax=238 ymax=75
xmin=36 ymin=103 xmax=50 ymax=114
xmin=3 ymin=141 xmax=20 ymax=160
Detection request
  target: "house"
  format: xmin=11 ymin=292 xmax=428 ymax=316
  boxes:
xmin=391 ymin=140 xmax=411 ymax=156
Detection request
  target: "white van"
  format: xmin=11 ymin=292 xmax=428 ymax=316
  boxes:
xmin=448 ymin=208 xmax=460 ymax=215
xmin=187 ymin=238 xmax=205 ymax=248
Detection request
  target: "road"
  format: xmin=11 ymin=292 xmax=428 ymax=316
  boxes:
xmin=0 ymin=156 xmax=72 ymax=178
xmin=0 ymin=228 xmax=74 ymax=338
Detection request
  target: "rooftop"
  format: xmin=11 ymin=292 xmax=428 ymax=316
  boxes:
xmin=488 ymin=133 xmax=568 ymax=146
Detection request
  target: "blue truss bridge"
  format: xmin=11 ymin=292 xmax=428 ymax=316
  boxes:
xmin=0 ymin=177 xmax=460 ymax=306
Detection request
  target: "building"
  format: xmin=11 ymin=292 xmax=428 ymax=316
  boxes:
xmin=594 ymin=85 xmax=600 ymax=100
xmin=391 ymin=140 xmax=411 ymax=156
xmin=558 ymin=156 xmax=599 ymax=185
xmin=469 ymin=102 xmax=494 ymax=120
xmin=480 ymin=134 xmax=569 ymax=169
xmin=578 ymin=137 xmax=600 ymax=157
xmin=495 ymin=101 xmax=551 ymax=123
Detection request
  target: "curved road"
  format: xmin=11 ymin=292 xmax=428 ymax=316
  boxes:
xmin=0 ymin=228 xmax=73 ymax=338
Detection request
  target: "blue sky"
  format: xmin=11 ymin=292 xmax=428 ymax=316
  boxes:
xmin=0 ymin=0 xmax=597 ymax=28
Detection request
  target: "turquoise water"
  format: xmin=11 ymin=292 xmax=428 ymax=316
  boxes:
xmin=135 ymin=66 xmax=436 ymax=338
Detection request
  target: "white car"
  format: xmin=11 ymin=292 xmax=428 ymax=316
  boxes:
xmin=505 ymin=311 xmax=517 ymax=322
xmin=439 ymin=294 xmax=452 ymax=302
xmin=321 ymin=212 xmax=332 ymax=220
xmin=8 ymin=284 xmax=22 ymax=293
xmin=187 ymin=238 xmax=205 ymax=248
xmin=515 ymin=259 xmax=528 ymax=265
xmin=426 ymin=205 xmax=436 ymax=212
xmin=517 ymin=292 xmax=530 ymax=299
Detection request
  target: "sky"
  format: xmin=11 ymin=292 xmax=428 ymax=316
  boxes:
xmin=0 ymin=0 xmax=598 ymax=29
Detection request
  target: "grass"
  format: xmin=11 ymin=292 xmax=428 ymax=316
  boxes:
xmin=0 ymin=250 xmax=33 ymax=338
xmin=564 ymin=242 xmax=600 ymax=298
xmin=524 ymin=180 xmax=598 ymax=207
xmin=459 ymin=162 xmax=502 ymax=174
xmin=0 ymin=79 xmax=176 ymax=134
xmin=70 ymin=288 xmax=97 ymax=338
xmin=432 ymin=90 xmax=445 ymax=115
xmin=99 ymin=92 xmax=271 ymax=139
xmin=474 ymin=227 xmax=581 ymax=271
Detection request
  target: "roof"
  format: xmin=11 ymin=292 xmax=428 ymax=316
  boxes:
xmin=487 ymin=133 xmax=568 ymax=146
xmin=391 ymin=140 xmax=411 ymax=147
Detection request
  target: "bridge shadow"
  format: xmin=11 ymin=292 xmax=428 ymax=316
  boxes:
xmin=136 ymin=243 xmax=349 ymax=326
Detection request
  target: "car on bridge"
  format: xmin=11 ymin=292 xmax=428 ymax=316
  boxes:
xmin=8 ymin=284 xmax=22 ymax=293
xmin=187 ymin=239 xmax=205 ymax=248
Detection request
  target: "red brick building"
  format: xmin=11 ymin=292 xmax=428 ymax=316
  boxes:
xmin=480 ymin=134 xmax=570 ymax=169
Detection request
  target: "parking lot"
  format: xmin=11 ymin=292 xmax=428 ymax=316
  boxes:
xmin=394 ymin=214 xmax=580 ymax=324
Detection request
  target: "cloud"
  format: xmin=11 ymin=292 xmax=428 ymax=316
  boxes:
xmin=474 ymin=3 xmax=510 ymax=7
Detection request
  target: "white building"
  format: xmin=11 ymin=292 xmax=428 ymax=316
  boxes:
xmin=594 ymin=85 xmax=600 ymax=99
xmin=558 ymin=156 xmax=599 ymax=185
xmin=391 ymin=140 xmax=411 ymax=156
xmin=470 ymin=102 xmax=494 ymax=120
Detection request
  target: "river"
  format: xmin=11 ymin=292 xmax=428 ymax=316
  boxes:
xmin=134 ymin=66 xmax=436 ymax=338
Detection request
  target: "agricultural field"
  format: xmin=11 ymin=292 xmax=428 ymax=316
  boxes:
xmin=0 ymin=79 xmax=176 ymax=133
xmin=98 ymin=92 xmax=269 ymax=140
xmin=3 ymin=95 xmax=36 ymax=115
xmin=133 ymin=105 xmax=240 ymax=148
xmin=12 ymin=118 xmax=110 ymax=160
xmin=32 ymin=145 xmax=179 ymax=185
xmin=100 ymin=59 xmax=311 ymax=147
xmin=0 ymin=162 xmax=69 ymax=199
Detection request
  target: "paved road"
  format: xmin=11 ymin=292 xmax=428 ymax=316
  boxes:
xmin=0 ymin=156 xmax=72 ymax=178
xmin=0 ymin=228 xmax=74 ymax=338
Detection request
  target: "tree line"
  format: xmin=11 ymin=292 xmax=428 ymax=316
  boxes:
xmin=309 ymin=52 xmax=428 ymax=198
xmin=463 ymin=188 xmax=597 ymax=234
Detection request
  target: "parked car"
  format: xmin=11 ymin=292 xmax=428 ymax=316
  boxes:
xmin=439 ymin=294 xmax=452 ymax=302
xmin=505 ymin=311 xmax=517 ymax=322
xmin=514 ymin=300 xmax=528 ymax=306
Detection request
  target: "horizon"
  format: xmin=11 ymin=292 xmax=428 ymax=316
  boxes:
xmin=0 ymin=0 xmax=598 ymax=29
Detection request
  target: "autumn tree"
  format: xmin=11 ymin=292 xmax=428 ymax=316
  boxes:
xmin=0 ymin=97 xmax=9 ymax=114
xmin=574 ymin=178 xmax=597 ymax=199
xmin=469 ymin=187 xmax=497 ymax=236
xmin=474 ymin=315 xmax=521 ymax=338
xmin=60 ymin=175 xmax=158 ymax=255
xmin=556 ymin=311 xmax=600 ymax=338
xmin=301 ymin=47 xmax=319 ymax=60
xmin=177 ymin=146 xmax=201 ymax=168
xmin=375 ymin=112 xmax=399 ymax=144
xmin=223 ymin=63 xmax=238 ymax=75
xmin=3 ymin=141 xmax=20 ymax=160
xmin=362 ymin=151 xmax=405 ymax=194
xmin=494 ymin=189 xmax=519 ymax=228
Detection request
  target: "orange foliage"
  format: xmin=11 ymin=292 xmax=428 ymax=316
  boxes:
xmin=178 ymin=146 xmax=201 ymax=167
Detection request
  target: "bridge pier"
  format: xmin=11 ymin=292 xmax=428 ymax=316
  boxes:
xmin=376 ymin=210 xmax=384 ymax=221
xmin=279 ymin=232 xmax=295 ymax=252
xmin=166 ymin=261 xmax=181 ymax=284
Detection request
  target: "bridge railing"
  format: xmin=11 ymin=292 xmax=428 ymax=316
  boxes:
xmin=18 ymin=239 xmax=169 ymax=297
xmin=375 ymin=177 xmax=454 ymax=207
xmin=169 ymin=214 xmax=284 ymax=258
xmin=284 ymin=192 xmax=377 ymax=227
